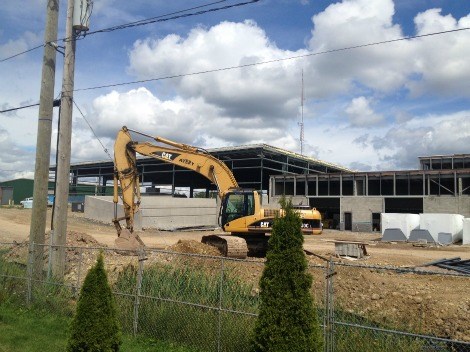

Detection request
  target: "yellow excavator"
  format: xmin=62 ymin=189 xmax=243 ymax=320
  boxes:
xmin=113 ymin=126 xmax=322 ymax=258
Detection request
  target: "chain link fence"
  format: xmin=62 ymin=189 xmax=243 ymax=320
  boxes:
xmin=0 ymin=240 xmax=469 ymax=351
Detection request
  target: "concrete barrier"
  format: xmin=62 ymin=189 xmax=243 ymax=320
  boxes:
xmin=84 ymin=195 xmax=217 ymax=230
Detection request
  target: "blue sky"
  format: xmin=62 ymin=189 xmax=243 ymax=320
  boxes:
xmin=0 ymin=0 xmax=469 ymax=181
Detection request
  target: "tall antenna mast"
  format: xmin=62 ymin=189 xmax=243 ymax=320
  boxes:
xmin=298 ymin=69 xmax=305 ymax=155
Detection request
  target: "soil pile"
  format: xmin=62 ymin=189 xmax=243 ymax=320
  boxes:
xmin=166 ymin=239 xmax=222 ymax=256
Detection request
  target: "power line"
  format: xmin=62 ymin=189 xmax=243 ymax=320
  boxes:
xmin=74 ymin=26 xmax=470 ymax=92
xmin=0 ymin=99 xmax=60 ymax=114
xmin=72 ymin=99 xmax=113 ymax=161
xmin=0 ymin=103 xmax=39 ymax=113
xmin=79 ymin=0 xmax=258 ymax=37
xmin=0 ymin=0 xmax=257 ymax=62
xmin=0 ymin=44 xmax=44 ymax=63
xmin=80 ymin=0 xmax=228 ymax=35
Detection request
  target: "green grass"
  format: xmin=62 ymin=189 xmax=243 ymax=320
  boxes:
xmin=113 ymin=260 xmax=258 ymax=352
xmin=0 ymin=304 xmax=198 ymax=352
xmin=0 ymin=252 xmax=452 ymax=352
xmin=0 ymin=304 xmax=69 ymax=351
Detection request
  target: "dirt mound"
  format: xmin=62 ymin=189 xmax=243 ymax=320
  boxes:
xmin=4 ymin=231 xmax=107 ymax=265
xmin=65 ymin=231 xmax=105 ymax=247
xmin=3 ymin=231 xmax=130 ymax=285
xmin=166 ymin=239 xmax=222 ymax=256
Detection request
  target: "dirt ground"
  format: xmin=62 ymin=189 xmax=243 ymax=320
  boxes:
xmin=1 ymin=206 xmax=469 ymax=341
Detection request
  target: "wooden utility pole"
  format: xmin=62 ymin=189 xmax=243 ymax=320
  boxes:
xmin=28 ymin=0 xmax=60 ymax=282
xmin=51 ymin=0 xmax=76 ymax=278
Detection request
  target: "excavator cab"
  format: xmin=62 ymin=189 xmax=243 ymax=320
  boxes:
xmin=219 ymin=190 xmax=255 ymax=228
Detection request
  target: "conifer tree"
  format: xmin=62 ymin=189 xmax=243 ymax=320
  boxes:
xmin=67 ymin=252 xmax=122 ymax=352
xmin=252 ymin=198 xmax=322 ymax=352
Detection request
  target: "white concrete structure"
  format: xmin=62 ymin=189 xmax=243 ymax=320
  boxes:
xmin=463 ymin=218 xmax=470 ymax=245
xmin=84 ymin=195 xmax=217 ymax=231
xmin=419 ymin=213 xmax=464 ymax=243
xmin=381 ymin=213 xmax=420 ymax=240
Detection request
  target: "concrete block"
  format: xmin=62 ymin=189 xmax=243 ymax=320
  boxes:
xmin=437 ymin=232 xmax=452 ymax=245
xmin=409 ymin=229 xmax=435 ymax=243
xmin=382 ymin=229 xmax=407 ymax=242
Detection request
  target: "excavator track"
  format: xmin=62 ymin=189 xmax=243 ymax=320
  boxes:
xmin=201 ymin=235 xmax=248 ymax=259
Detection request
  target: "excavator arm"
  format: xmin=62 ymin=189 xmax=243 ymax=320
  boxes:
xmin=113 ymin=126 xmax=240 ymax=250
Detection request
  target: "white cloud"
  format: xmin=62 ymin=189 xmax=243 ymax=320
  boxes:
xmin=0 ymin=31 xmax=42 ymax=60
xmin=308 ymin=0 xmax=470 ymax=98
xmin=0 ymin=128 xmax=36 ymax=181
xmin=407 ymin=9 xmax=470 ymax=97
xmin=76 ymin=1 xmax=470 ymax=172
xmin=345 ymin=96 xmax=384 ymax=127
xmin=78 ymin=88 xmax=293 ymax=154
xmin=128 ymin=20 xmax=306 ymax=120
xmin=308 ymin=0 xmax=415 ymax=94
xmin=371 ymin=111 xmax=470 ymax=169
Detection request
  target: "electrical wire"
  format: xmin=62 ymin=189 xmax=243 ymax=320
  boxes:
xmin=80 ymin=0 xmax=227 ymax=35
xmin=72 ymin=99 xmax=113 ymax=161
xmin=74 ymin=26 xmax=470 ymax=92
xmin=3 ymin=25 xmax=469 ymax=110
xmin=77 ymin=0 xmax=257 ymax=38
xmin=0 ymin=103 xmax=40 ymax=114
xmin=0 ymin=44 xmax=44 ymax=63
xmin=0 ymin=0 xmax=252 ymax=62
xmin=0 ymin=98 xmax=61 ymax=114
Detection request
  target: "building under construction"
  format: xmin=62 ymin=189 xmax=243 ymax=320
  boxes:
xmin=270 ymin=154 xmax=470 ymax=231
xmin=58 ymin=149 xmax=469 ymax=232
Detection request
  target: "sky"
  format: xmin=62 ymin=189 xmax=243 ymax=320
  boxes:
xmin=0 ymin=0 xmax=469 ymax=182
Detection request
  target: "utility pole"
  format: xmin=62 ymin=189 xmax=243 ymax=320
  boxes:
xmin=28 ymin=0 xmax=60 ymax=282
xmin=298 ymin=69 xmax=305 ymax=155
xmin=51 ymin=0 xmax=76 ymax=278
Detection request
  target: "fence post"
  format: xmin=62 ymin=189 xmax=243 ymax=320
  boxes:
xmin=217 ymin=256 xmax=225 ymax=352
xmin=133 ymin=249 xmax=145 ymax=336
xmin=47 ymin=231 xmax=54 ymax=280
xmin=74 ymin=246 xmax=84 ymax=299
xmin=324 ymin=258 xmax=335 ymax=352
xmin=26 ymin=241 xmax=35 ymax=305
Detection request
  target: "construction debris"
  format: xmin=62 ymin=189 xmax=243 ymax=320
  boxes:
xmin=420 ymin=257 xmax=470 ymax=275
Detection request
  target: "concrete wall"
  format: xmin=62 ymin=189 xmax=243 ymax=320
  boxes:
xmin=84 ymin=196 xmax=143 ymax=230
xmin=140 ymin=197 xmax=217 ymax=230
xmin=340 ymin=197 xmax=383 ymax=232
xmin=84 ymin=195 xmax=216 ymax=230
xmin=424 ymin=196 xmax=470 ymax=218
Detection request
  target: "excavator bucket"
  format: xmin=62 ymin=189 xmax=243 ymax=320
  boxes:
xmin=114 ymin=228 xmax=146 ymax=251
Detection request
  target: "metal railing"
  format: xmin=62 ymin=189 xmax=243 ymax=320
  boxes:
xmin=0 ymin=241 xmax=469 ymax=351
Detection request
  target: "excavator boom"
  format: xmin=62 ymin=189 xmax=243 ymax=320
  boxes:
xmin=113 ymin=126 xmax=240 ymax=251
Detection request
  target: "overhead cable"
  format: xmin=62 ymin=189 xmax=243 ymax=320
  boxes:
xmin=79 ymin=0 xmax=258 ymax=37
xmin=0 ymin=45 xmax=44 ymax=63
xmin=72 ymin=99 xmax=113 ymax=161
xmin=0 ymin=103 xmax=40 ymax=113
xmin=0 ymin=0 xmax=256 ymax=62
xmin=74 ymin=26 xmax=470 ymax=92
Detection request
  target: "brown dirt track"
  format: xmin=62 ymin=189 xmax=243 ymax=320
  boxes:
xmin=0 ymin=206 xmax=469 ymax=341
